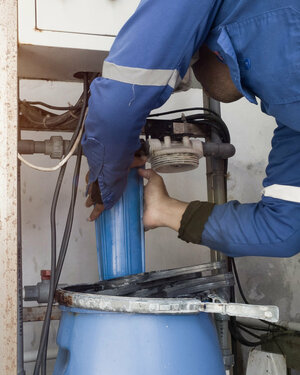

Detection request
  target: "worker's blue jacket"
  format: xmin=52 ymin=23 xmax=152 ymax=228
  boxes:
xmin=82 ymin=0 xmax=300 ymax=257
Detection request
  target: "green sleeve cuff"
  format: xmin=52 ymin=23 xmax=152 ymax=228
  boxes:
xmin=178 ymin=201 xmax=216 ymax=244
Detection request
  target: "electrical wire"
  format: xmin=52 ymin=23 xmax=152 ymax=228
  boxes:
xmin=22 ymin=100 xmax=81 ymax=111
xmin=229 ymin=320 xmax=263 ymax=347
xmin=147 ymin=107 xmax=220 ymax=118
xmin=236 ymin=322 xmax=265 ymax=340
xmin=231 ymin=257 xmax=287 ymax=331
xmin=229 ymin=257 xmax=291 ymax=350
xmin=54 ymin=147 xmax=83 ymax=288
xmin=19 ymin=94 xmax=83 ymax=128
xmin=33 ymin=73 xmax=89 ymax=375
xmin=231 ymin=257 xmax=250 ymax=305
xmin=147 ymin=107 xmax=230 ymax=143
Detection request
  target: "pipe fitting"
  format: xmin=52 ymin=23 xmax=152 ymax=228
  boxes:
xmin=24 ymin=270 xmax=67 ymax=304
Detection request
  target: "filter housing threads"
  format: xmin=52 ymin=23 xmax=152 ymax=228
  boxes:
xmin=148 ymin=136 xmax=203 ymax=173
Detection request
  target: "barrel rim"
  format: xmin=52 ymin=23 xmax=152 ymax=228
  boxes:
xmin=55 ymin=289 xmax=204 ymax=315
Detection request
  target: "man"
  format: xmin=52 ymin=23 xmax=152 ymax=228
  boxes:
xmin=82 ymin=0 xmax=300 ymax=257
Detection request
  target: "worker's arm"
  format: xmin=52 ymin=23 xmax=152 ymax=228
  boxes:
xmin=141 ymin=123 xmax=300 ymax=258
xmin=82 ymin=0 xmax=222 ymax=213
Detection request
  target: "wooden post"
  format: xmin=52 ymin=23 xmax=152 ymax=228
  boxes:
xmin=0 ymin=1 xmax=18 ymax=373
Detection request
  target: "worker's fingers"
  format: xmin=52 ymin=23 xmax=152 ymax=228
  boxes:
xmin=88 ymin=203 xmax=105 ymax=222
xmin=131 ymin=156 xmax=147 ymax=168
xmin=138 ymin=168 xmax=158 ymax=180
xmin=85 ymin=195 xmax=94 ymax=208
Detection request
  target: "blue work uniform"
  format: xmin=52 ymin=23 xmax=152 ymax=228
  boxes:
xmin=82 ymin=0 xmax=300 ymax=257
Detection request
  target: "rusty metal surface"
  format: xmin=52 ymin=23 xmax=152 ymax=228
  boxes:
xmin=56 ymin=289 xmax=279 ymax=322
xmin=56 ymin=290 xmax=203 ymax=315
xmin=55 ymin=263 xmax=234 ymax=315
xmin=0 ymin=1 xmax=18 ymax=373
xmin=23 ymin=305 xmax=61 ymax=322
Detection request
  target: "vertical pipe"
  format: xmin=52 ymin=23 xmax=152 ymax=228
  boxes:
xmin=203 ymin=96 xmax=227 ymax=257
xmin=0 ymin=1 xmax=18 ymax=374
xmin=95 ymin=168 xmax=145 ymax=280
xmin=203 ymin=94 xmax=234 ymax=372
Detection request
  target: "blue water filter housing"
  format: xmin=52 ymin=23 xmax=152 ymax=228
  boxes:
xmin=95 ymin=168 xmax=145 ymax=279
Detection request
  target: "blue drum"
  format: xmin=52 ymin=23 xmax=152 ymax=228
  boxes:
xmin=54 ymin=289 xmax=225 ymax=375
xmin=54 ymin=167 xmax=226 ymax=375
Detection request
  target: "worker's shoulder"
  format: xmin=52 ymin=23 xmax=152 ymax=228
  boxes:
xmin=216 ymin=0 xmax=300 ymax=25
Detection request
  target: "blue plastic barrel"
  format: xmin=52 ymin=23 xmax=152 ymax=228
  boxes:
xmin=94 ymin=168 xmax=145 ymax=280
xmin=54 ymin=305 xmax=225 ymax=375
xmin=54 ymin=167 xmax=225 ymax=374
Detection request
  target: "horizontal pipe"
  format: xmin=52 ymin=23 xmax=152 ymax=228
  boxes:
xmin=203 ymin=142 xmax=235 ymax=159
xmin=23 ymin=305 xmax=61 ymax=322
xmin=18 ymin=138 xmax=76 ymax=158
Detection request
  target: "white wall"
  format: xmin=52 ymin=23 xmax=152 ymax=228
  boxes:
xmin=20 ymin=80 xmax=300 ymax=373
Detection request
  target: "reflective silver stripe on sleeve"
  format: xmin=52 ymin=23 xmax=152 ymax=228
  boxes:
xmin=262 ymin=184 xmax=300 ymax=203
xmin=102 ymin=61 xmax=181 ymax=89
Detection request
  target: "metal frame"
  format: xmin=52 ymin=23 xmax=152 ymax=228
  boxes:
xmin=0 ymin=1 xmax=18 ymax=374
xmin=203 ymin=94 xmax=233 ymax=372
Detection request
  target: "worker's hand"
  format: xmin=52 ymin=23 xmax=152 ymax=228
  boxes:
xmin=86 ymin=156 xmax=147 ymax=222
xmin=138 ymin=169 xmax=188 ymax=231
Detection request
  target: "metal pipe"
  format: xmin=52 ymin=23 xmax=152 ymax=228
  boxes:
xmin=203 ymin=93 xmax=234 ymax=372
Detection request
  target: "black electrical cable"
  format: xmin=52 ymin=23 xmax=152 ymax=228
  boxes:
xmin=40 ymin=147 xmax=83 ymax=375
xmin=147 ymin=107 xmax=230 ymax=143
xmin=181 ymin=114 xmax=230 ymax=143
xmin=231 ymin=257 xmax=287 ymax=333
xmin=19 ymin=94 xmax=84 ymax=129
xmin=236 ymin=322 xmax=276 ymax=332
xmin=55 ymin=146 xmax=83 ymax=288
xmin=33 ymin=74 xmax=89 ymax=375
xmin=36 ymin=145 xmax=84 ymax=375
xmin=147 ymin=107 xmax=220 ymax=118
xmin=23 ymin=100 xmax=81 ymax=111
xmin=37 ymin=113 xmax=87 ymax=374
xmin=236 ymin=323 xmax=264 ymax=340
xmin=20 ymin=105 xmax=82 ymax=127
xmin=230 ymin=317 xmax=264 ymax=347
xmin=39 ymin=162 xmax=67 ymax=375
xmin=231 ymin=258 xmax=250 ymax=305
xmin=229 ymin=325 xmax=262 ymax=347
xmin=42 ymin=146 xmax=83 ymax=375
xmin=231 ymin=321 xmax=293 ymax=348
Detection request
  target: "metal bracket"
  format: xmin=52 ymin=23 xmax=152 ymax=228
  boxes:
xmin=197 ymin=301 xmax=279 ymax=323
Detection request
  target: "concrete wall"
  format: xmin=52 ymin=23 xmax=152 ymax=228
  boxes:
xmin=20 ymin=80 xmax=300 ymax=373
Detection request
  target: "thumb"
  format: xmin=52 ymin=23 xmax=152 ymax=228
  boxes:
xmin=138 ymin=168 xmax=156 ymax=180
